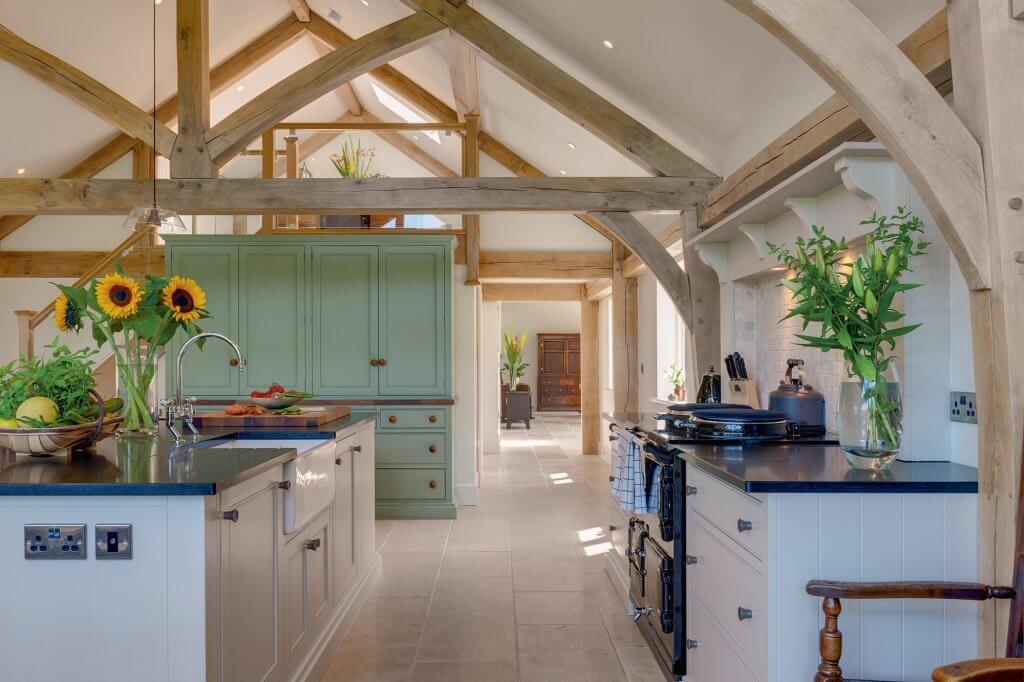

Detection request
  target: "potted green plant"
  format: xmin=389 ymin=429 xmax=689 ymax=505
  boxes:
xmin=321 ymin=138 xmax=384 ymax=228
xmin=663 ymin=361 xmax=685 ymax=401
xmin=770 ymin=208 xmax=929 ymax=471
xmin=501 ymin=330 xmax=530 ymax=391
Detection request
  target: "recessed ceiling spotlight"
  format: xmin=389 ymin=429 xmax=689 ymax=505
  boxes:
xmin=328 ymin=9 xmax=343 ymax=22
xmin=16 ymin=168 xmax=26 ymax=175
xmin=566 ymin=141 xmax=576 ymax=150
xmin=236 ymin=84 xmax=245 ymax=92
xmin=602 ymin=39 xmax=614 ymax=49
xmin=154 ymin=0 xmax=162 ymax=4
xmin=360 ymin=0 xmax=369 ymax=6
xmin=559 ymin=169 xmax=567 ymax=175
xmin=412 ymin=135 xmax=420 ymax=141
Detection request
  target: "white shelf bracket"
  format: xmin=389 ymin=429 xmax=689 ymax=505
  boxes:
xmin=738 ymin=223 xmax=770 ymax=260
xmin=695 ymin=242 xmax=729 ymax=282
xmin=784 ymin=198 xmax=819 ymax=234
xmin=1013 ymin=0 xmax=1024 ymax=20
xmin=835 ymin=154 xmax=898 ymax=215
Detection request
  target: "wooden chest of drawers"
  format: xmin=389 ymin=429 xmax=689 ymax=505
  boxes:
xmin=537 ymin=333 xmax=581 ymax=411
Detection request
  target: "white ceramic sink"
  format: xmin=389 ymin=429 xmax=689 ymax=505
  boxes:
xmin=213 ymin=438 xmax=334 ymax=533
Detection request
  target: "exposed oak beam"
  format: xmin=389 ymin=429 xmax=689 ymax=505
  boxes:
xmin=611 ymin=241 xmax=639 ymax=414
xmin=0 ymin=15 xmax=305 ymax=242
xmin=203 ymin=13 xmax=446 ymax=165
xmin=723 ymin=0 xmax=989 ymax=290
xmin=584 ymin=278 xmax=611 ymax=301
xmin=680 ymin=207 xmax=720 ymax=392
xmin=480 ymin=283 xmax=582 ymax=302
xmin=0 ymin=249 xmax=164 ymax=278
xmin=0 ymin=22 xmax=176 ymax=156
xmin=400 ymin=0 xmax=718 ymax=178
xmin=479 ymin=251 xmax=612 ymax=279
xmin=0 ymin=178 xmax=710 ymax=214
xmin=463 ymin=113 xmax=481 ymax=285
xmin=703 ymin=10 xmax=953 ymax=228
xmin=288 ymin=0 xmax=311 ymax=22
xmin=172 ymin=0 xmax=214 ymax=178
xmin=448 ymin=31 xmax=479 ymax=120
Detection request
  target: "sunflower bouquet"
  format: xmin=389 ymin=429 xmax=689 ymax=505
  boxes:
xmin=53 ymin=266 xmax=209 ymax=436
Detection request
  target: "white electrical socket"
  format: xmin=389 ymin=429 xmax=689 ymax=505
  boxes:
xmin=950 ymin=391 xmax=978 ymax=424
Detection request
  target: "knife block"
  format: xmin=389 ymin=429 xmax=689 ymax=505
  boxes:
xmin=726 ymin=379 xmax=760 ymax=409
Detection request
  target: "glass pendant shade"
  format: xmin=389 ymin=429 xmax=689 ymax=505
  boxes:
xmin=123 ymin=205 xmax=187 ymax=234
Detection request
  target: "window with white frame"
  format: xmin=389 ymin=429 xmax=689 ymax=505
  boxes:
xmin=655 ymin=283 xmax=687 ymax=400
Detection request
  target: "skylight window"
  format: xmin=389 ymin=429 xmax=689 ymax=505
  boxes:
xmin=370 ymin=82 xmax=440 ymax=144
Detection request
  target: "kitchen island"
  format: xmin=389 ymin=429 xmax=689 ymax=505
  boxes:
xmin=606 ymin=412 xmax=980 ymax=681
xmin=0 ymin=414 xmax=378 ymax=682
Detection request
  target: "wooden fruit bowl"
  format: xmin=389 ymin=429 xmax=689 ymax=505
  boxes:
xmin=0 ymin=416 xmax=124 ymax=455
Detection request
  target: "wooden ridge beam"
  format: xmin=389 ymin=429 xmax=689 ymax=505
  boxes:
xmin=304 ymin=11 xmax=616 ymax=243
xmin=721 ymin=0 xmax=989 ymax=290
xmin=0 ymin=22 xmax=177 ymax=156
xmin=0 ymin=15 xmax=305 ymax=243
xmin=203 ymin=13 xmax=446 ymax=165
xmin=480 ymin=283 xmax=582 ymax=302
xmin=399 ymin=0 xmax=718 ymax=179
xmin=0 ymin=249 xmax=165 ymax=278
xmin=703 ymin=10 xmax=953 ymax=228
xmin=479 ymin=250 xmax=612 ymax=279
xmin=0 ymin=177 xmax=710 ymax=215
xmin=172 ymin=0 xmax=214 ymax=178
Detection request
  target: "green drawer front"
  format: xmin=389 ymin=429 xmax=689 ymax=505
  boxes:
xmin=376 ymin=432 xmax=447 ymax=465
xmin=379 ymin=408 xmax=446 ymax=430
xmin=375 ymin=468 xmax=446 ymax=500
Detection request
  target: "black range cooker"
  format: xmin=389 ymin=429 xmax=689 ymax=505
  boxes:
xmin=622 ymin=403 xmax=837 ymax=680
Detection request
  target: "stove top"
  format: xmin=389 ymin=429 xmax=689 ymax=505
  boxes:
xmin=649 ymin=429 xmax=839 ymax=446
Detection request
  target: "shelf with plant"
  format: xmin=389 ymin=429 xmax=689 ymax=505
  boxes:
xmin=769 ymin=207 xmax=929 ymax=467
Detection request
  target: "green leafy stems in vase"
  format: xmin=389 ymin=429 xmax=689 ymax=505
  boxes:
xmin=501 ymin=329 xmax=530 ymax=389
xmin=53 ymin=266 xmax=211 ymax=437
xmin=769 ymin=207 xmax=929 ymax=469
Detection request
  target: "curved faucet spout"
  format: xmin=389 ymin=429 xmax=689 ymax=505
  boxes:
xmin=175 ymin=332 xmax=245 ymax=409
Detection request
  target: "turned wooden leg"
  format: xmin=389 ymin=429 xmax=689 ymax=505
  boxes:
xmin=815 ymin=596 xmax=844 ymax=682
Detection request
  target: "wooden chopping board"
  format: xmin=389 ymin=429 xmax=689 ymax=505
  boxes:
xmin=192 ymin=405 xmax=351 ymax=428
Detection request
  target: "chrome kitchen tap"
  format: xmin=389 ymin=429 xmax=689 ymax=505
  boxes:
xmin=162 ymin=332 xmax=245 ymax=442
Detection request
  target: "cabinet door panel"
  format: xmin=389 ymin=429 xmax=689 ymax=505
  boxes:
xmin=307 ymin=517 xmax=330 ymax=633
xmin=221 ymin=484 xmax=278 ymax=682
xmin=282 ymin=540 xmax=307 ymax=655
xmin=169 ymin=245 xmax=238 ymax=396
xmin=312 ymin=246 xmax=378 ymax=395
xmin=239 ymin=246 xmax=307 ymax=394
xmin=333 ymin=435 xmax=356 ymax=601
xmin=354 ymin=428 xmax=375 ymax=570
xmin=379 ymin=246 xmax=447 ymax=396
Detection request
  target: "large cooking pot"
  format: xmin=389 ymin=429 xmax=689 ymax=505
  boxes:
xmin=768 ymin=359 xmax=826 ymax=435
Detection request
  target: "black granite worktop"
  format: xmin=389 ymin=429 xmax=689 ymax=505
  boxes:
xmin=0 ymin=415 xmax=376 ymax=496
xmin=605 ymin=412 xmax=978 ymax=495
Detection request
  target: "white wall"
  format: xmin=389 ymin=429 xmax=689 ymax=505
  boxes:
xmin=599 ymin=297 xmax=614 ymax=460
xmin=499 ymin=301 xmax=581 ymax=408
xmin=637 ymin=272 xmax=659 ymax=405
xmin=479 ymin=301 xmax=501 ymax=454
xmin=452 ymin=266 xmax=480 ymax=506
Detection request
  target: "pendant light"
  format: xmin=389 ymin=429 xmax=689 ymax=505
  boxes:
xmin=123 ymin=0 xmax=186 ymax=235
xmin=298 ymin=162 xmax=313 ymax=179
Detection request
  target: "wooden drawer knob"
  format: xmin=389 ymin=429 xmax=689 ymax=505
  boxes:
xmin=428 ymin=480 xmax=438 ymax=489
xmin=370 ymin=358 xmax=379 ymax=367
xmin=428 ymin=415 xmax=437 ymax=423
xmin=229 ymin=358 xmax=239 ymax=367
xmin=388 ymin=415 xmax=397 ymax=423
xmin=429 ymin=445 xmax=437 ymax=453
xmin=378 ymin=358 xmax=387 ymax=366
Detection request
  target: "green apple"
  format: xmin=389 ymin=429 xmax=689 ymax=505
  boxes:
xmin=16 ymin=397 xmax=59 ymax=425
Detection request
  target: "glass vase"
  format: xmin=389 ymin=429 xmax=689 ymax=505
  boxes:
xmin=116 ymin=357 xmax=159 ymax=439
xmin=837 ymin=359 xmax=903 ymax=471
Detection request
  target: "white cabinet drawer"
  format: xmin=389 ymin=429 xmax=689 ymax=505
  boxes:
xmin=686 ymin=464 xmax=766 ymax=560
xmin=687 ymin=511 xmax=767 ymax=672
xmin=686 ymin=591 xmax=760 ymax=682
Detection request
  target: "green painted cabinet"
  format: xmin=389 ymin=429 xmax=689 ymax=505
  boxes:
xmin=379 ymin=245 xmax=448 ymax=396
xmin=311 ymin=246 xmax=378 ymax=396
xmin=239 ymin=245 xmax=307 ymax=393
xmin=167 ymin=244 xmax=239 ymax=396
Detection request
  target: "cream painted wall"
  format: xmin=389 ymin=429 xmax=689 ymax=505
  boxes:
xmin=499 ymin=302 xmax=582 ymax=409
xmin=452 ymin=266 xmax=480 ymax=506
xmin=480 ymin=302 xmax=502 ymax=454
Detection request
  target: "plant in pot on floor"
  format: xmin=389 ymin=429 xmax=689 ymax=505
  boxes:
xmin=54 ymin=267 xmax=211 ymax=438
xmin=321 ymin=138 xmax=385 ymax=228
xmin=502 ymin=330 xmax=530 ymax=391
xmin=769 ymin=207 xmax=929 ymax=471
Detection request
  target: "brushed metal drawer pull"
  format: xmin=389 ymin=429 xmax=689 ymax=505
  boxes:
xmin=738 ymin=607 xmax=753 ymax=621
xmin=685 ymin=485 xmax=698 ymax=496
xmin=429 ymin=445 xmax=437 ymax=453
xmin=335 ymin=456 xmax=342 ymax=466
xmin=388 ymin=415 xmax=397 ymax=423
xmin=684 ymin=554 xmax=698 ymax=565
xmin=608 ymin=524 xmax=620 ymax=531
xmin=304 ymin=538 xmax=321 ymax=551
xmin=352 ymin=445 xmax=362 ymax=453
xmin=428 ymin=415 xmax=437 ymax=423
xmin=737 ymin=518 xmax=753 ymax=533
xmin=277 ymin=481 xmax=291 ymax=490
xmin=686 ymin=639 xmax=699 ymax=650
xmin=428 ymin=480 xmax=438 ymax=489
xmin=222 ymin=510 xmax=239 ymax=523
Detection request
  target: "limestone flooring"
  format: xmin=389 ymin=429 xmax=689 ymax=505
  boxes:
xmin=321 ymin=412 xmax=665 ymax=682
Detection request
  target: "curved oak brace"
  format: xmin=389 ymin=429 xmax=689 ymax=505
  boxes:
xmin=588 ymin=211 xmax=693 ymax=329
xmin=720 ymin=0 xmax=991 ymax=291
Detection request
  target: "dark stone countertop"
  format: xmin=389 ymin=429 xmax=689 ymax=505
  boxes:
xmin=605 ymin=412 xmax=978 ymax=495
xmin=0 ymin=415 xmax=376 ymax=497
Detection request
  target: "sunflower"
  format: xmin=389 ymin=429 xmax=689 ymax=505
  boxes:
xmin=53 ymin=293 xmax=83 ymax=333
xmin=162 ymin=276 xmax=206 ymax=323
xmin=95 ymin=273 xmax=142 ymax=319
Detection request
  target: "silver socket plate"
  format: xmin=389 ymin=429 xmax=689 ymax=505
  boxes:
xmin=24 ymin=524 xmax=87 ymax=560
xmin=95 ymin=524 xmax=132 ymax=560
